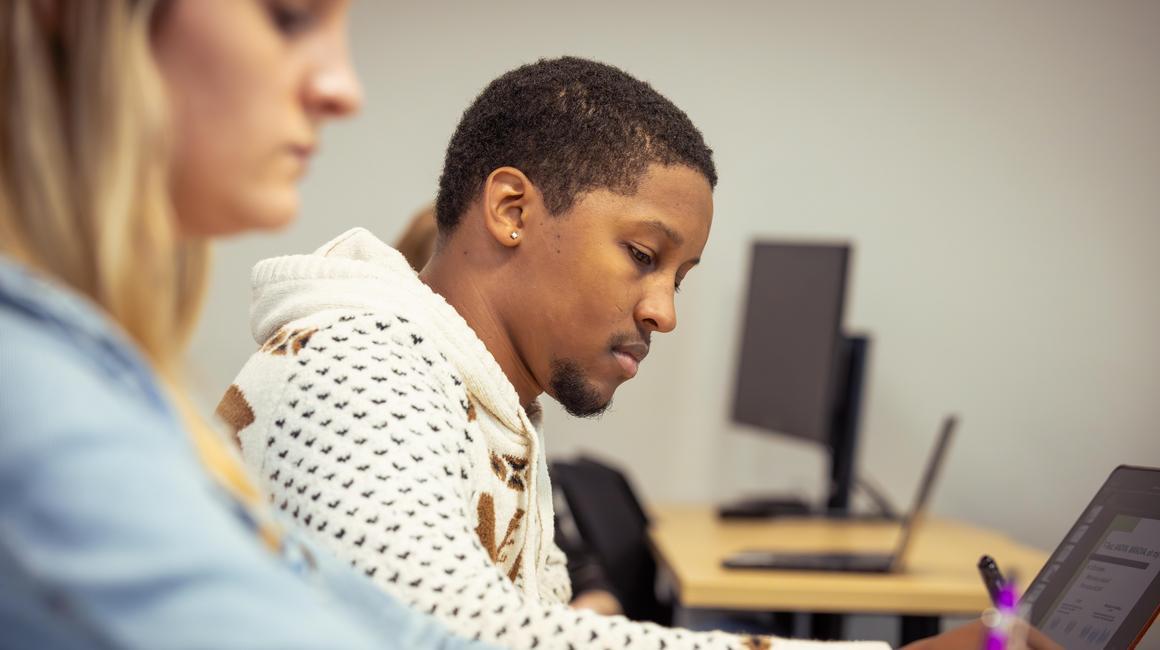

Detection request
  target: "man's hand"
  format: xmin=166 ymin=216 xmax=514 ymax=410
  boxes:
xmin=569 ymin=589 xmax=623 ymax=616
xmin=900 ymin=619 xmax=1063 ymax=650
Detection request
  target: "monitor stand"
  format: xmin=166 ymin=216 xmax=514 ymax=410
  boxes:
xmin=717 ymin=496 xmax=812 ymax=519
xmin=825 ymin=335 xmax=868 ymax=514
xmin=716 ymin=495 xmax=898 ymax=521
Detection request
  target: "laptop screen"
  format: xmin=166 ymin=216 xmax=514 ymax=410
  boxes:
xmin=888 ymin=415 xmax=957 ymax=570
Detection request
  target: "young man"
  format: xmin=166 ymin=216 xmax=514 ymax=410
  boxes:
xmin=220 ymin=58 xmax=1002 ymax=649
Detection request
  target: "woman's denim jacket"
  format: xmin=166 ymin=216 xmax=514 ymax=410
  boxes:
xmin=0 ymin=257 xmax=492 ymax=649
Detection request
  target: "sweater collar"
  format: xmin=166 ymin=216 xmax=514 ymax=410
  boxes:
xmin=249 ymin=227 xmax=536 ymax=437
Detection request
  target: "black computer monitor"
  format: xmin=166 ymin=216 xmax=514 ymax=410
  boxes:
xmin=731 ymin=241 xmax=868 ymax=512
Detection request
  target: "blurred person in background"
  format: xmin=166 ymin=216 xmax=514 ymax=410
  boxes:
xmin=0 ymin=1 xmax=494 ymax=648
xmin=395 ymin=203 xmax=439 ymax=272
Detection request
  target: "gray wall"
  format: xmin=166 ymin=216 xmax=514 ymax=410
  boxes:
xmin=189 ymin=0 xmax=1160 ymax=553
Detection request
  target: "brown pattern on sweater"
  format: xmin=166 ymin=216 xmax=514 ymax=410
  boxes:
xmin=475 ymin=491 xmax=525 ymax=577
xmin=489 ymin=452 xmax=506 ymax=482
xmin=742 ymin=636 xmax=772 ymax=650
xmin=260 ymin=327 xmax=317 ymax=356
xmin=497 ymin=508 xmax=525 ymax=557
xmin=507 ymin=548 xmax=523 ymax=583
xmin=503 ymin=454 xmax=528 ymax=491
xmin=215 ymin=384 xmax=254 ymax=444
xmin=475 ymin=492 xmax=497 ymax=562
xmin=486 ymin=451 xmax=530 ymax=492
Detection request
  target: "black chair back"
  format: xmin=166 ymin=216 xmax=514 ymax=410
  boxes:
xmin=550 ymin=455 xmax=672 ymax=625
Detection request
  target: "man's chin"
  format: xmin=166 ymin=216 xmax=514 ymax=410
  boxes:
xmin=557 ymin=394 xmax=612 ymax=419
xmin=547 ymin=359 xmax=613 ymax=418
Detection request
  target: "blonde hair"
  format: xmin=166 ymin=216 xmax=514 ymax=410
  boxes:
xmin=0 ymin=1 xmax=274 ymax=543
xmin=0 ymin=0 xmax=205 ymax=375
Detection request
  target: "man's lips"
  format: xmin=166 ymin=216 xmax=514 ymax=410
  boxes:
xmin=612 ymin=342 xmax=649 ymax=378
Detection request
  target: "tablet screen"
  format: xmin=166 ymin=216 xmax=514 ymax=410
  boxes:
xmin=1023 ymin=466 xmax=1160 ymax=649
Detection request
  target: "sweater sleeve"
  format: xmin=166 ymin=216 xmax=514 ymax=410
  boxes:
xmin=230 ymin=311 xmax=891 ymax=650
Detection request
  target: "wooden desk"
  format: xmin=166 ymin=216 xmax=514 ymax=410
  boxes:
xmin=649 ymin=505 xmax=1048 ymax=642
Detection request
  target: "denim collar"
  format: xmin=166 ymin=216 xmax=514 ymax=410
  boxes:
xmin=0 ymin=255 xmax=165 ymax=407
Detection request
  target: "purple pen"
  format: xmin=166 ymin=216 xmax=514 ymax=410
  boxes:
xmin=985 ymin=579 xmax=1018 ymax=650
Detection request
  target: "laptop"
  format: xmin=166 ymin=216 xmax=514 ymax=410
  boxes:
xmin=722 ymin=415 xmax=957 ymax=573
xmin=1022 ymin=465 xmax=1160 ymax=650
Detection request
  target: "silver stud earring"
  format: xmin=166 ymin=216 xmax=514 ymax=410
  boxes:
xmin=510 ymin=231 xmax=520 ymax=240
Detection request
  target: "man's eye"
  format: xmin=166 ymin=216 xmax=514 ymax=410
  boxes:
xmin=628 ymin=245 xmax=653 ymax=267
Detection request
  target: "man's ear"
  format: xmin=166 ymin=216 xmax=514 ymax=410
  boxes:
xmin=481 ymin=167 xmax=537 ymax=248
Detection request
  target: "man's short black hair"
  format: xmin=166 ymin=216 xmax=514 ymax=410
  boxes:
xmin=435 ymin=56 xmax=717 ymax=233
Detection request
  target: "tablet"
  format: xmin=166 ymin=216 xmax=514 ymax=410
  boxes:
xmin=1022 ymin=465 xmax=1160 ymax=649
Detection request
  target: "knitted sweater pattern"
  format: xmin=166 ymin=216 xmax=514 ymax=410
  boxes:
xmin=220 ymin=228 xmax=890 ymax=650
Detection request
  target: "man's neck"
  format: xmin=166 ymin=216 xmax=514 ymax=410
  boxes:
xmin=419 ymin=252 xmax=542 ymax=411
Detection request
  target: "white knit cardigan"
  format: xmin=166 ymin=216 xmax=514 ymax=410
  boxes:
xmin=219 ymin=228 xmax=891 ymax=650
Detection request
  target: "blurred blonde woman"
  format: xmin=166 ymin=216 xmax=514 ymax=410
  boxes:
xmin=0 ymin=2 xmax=490 ymax=648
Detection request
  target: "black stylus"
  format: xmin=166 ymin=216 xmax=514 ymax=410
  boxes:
xmin=977 ymin=554 xmax=1006 ymax=606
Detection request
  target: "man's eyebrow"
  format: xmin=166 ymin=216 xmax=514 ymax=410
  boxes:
xmin=641 ymin=219 xmax=684 ymax=247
